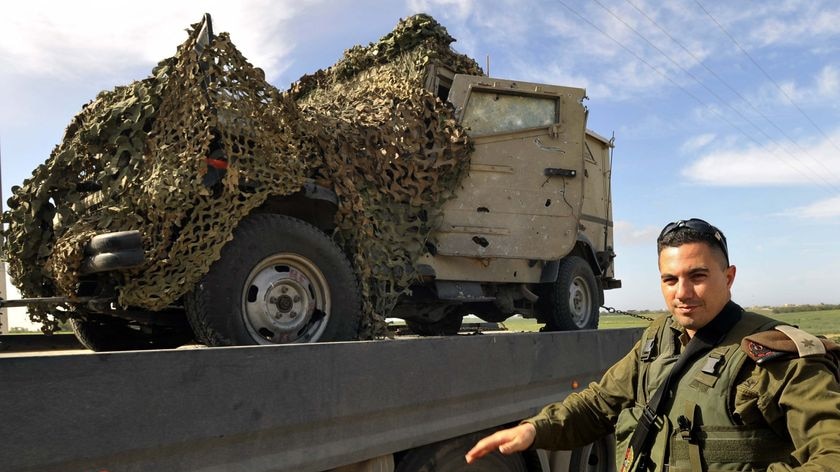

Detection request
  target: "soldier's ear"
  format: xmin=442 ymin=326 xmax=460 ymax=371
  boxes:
xmin=725 ymin=265 xmax=736 ymax=288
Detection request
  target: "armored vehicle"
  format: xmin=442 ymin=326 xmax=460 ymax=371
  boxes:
xmin=2 ymin=14 xmax=619 ymax=350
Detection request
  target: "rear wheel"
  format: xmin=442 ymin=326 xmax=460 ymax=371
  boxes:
xmin=569 ymin=436 xmax=614 ymax=472
xmin=185 ymin=214 xmax=362 ymax=346
xmin=405 ymin=312 xmax=463 ymax=336
xmin=70 ymin=316 xmax=193 ymax=352
xmin=395 ymin=429 xmax=528 ymax=472
xmin=537 ymin=256 xmax=600 ymax=330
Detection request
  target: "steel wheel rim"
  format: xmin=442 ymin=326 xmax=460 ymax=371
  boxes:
xmin=241 ymin=253 xmax=331 ymax=344
xmin=568 ymin=275 xmax=592 ymax=328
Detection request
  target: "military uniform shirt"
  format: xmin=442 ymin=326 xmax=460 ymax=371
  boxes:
xmin=523 ymin=312 xmax=840 ymax=471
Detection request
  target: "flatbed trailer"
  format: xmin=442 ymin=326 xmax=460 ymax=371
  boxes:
xmin=1 ymin=329 xmax=640 ymax=472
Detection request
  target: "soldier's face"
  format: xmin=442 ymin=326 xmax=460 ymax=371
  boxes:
xmin=658 ymin=242 xmax=736 ymax=337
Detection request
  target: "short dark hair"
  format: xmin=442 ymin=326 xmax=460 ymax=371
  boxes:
xmin=657 ymin=218 xmax=729 ymax=266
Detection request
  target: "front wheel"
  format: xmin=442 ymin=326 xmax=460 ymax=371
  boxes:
xmin=185 ymin=214 xmax=362 ymax=346
xmin=536 ymin=256 xmax=601 ymax=330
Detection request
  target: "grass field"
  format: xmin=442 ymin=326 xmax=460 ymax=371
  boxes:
xmin=501 ymin=309 xmax=840 ymax=342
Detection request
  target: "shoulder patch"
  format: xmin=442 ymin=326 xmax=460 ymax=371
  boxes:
xmin=741 ymin=326 xmax=839 ymax=365
xmin=741 ymin=337 xmax=793 ymax=364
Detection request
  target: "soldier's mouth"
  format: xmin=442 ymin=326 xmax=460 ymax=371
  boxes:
xmin=675 ymin=305 xmax=701 ymax=313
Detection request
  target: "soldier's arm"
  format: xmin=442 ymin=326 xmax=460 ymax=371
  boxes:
xmin=738 ymin=328 xmax=840 ymax=471
xmin=522 ymin=337 xmax=641 ymax=450
xmin=465 ymin=423 xmax=536 ymax=463
xmin=765 ymin=355 xmax=840 ymax=471
xmin=738 ymin=349 xmax=840 ymax=471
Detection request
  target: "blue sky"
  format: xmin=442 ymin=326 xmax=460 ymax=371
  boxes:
xmin=2 ymin=0 xmax=839 ymax=327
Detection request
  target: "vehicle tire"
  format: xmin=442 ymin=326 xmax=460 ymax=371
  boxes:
xmin=70 ymin=316 xmax=194 ymax=352
xmin=405 ymin=312 xmax=463 ymax=336
xmin=185 ymin=214 xmax=362 ymax=346
xmin=395 ymin=429 xmax=528 ymax=472
xmin=536 ymin=256 xmax=600 ymax=330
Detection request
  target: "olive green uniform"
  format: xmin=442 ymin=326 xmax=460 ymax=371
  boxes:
xmin=524 ymin=302 xmax=840 ymax=471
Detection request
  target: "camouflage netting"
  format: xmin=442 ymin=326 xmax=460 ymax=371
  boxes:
xmin=2 ymin=13 xmax=481 ymax=336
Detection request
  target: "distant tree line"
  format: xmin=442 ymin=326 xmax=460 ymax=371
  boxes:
xmin=9 ymin=326 xmax=39 ymax=333
xmin=770 ymin=304 xmax=840 ymax=314
xmin=601 ymin=305 xmax=840 ymax=316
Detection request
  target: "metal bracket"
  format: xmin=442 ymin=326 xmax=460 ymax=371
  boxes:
xmin=434 ymin=281 xmax=495 ymax=302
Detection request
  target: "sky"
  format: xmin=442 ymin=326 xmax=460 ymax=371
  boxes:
xmin=2 ymin=0 xmax=839 ymax=328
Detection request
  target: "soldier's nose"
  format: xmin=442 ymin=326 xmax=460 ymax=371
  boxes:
xmin=675 ymin=280 xmax=695 ymax=299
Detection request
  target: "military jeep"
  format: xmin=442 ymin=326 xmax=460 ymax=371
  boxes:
xmin=2 ymin=14 xmax=619 ymax=350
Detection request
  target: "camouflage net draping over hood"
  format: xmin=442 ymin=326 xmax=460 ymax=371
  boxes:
xmin=2 ymin=14 xmax=481 ymax=335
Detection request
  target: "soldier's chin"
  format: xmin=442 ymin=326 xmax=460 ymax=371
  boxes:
xmin=672 ymin=312 xmax=699 ymax=329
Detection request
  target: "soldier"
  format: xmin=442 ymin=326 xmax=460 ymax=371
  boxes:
xmin=466 ymin=218 xmax=840 ymax=471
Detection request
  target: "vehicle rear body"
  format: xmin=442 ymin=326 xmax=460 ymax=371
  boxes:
xmin=424 ymin=74 xmax=616 ymax=285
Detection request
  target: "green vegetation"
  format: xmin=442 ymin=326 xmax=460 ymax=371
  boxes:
xmin=770 ymin=304 xmax=840 ymax=314
xmin=501 ymin=309 xmax=840 ymax=343
xmin=749 ymin=308 xmax=840 ymax=339
xmin=502 ymin=314 xmax=650 ymax=332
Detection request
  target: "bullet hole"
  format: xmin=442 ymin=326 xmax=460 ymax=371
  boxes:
xmin=477 ymin=206 xmax=490 ymax=213
xmin=472 ymin=236 xmax=489 ymax=247
xmin=545 ymin=199 xmax=551 ymax=207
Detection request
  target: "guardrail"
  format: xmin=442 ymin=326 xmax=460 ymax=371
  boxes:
xmin=1 ymin=329 xmax=641 ymax=472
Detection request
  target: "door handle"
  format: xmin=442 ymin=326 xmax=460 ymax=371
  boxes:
xmin=544 ymin=168 xmax=576 ymax=177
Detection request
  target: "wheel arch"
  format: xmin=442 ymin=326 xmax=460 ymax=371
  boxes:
xmin=254 ymin=181 xmax=339 ymax=231
xmin=540 ymin=234 xmax=604 ymax=282
xmin=571 ymin=233 xmax=604 ymax=276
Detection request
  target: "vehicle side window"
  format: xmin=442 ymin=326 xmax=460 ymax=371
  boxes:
xmin=436 ymin=74 xmax=452 ymax=102
xmin=461 ymin=91 xmax=556 ymax=136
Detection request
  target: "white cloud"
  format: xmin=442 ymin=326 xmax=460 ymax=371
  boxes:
xmin=816 ymin=65 xmax=840 ymax=98
xmin=0 ymin=0 xmax=319 ymax=83
xmin=406 ymin=0 xmax=840 ymax=110
xmin=681 ymin=133 xmax=716 ymax=153
xmin=748 ymin=3 xmax=840 ymax=48
xmin=683 ymin=128 xmax=840 ymax=186
xmin=614 ymin=220 xmax=660 ymax=246
xmin=781 ymin=195 xmax=840 ymax=219
xmin=758 ymin=64 xmax=840 ymax=105
xmin=511 ymin=61 xmax=609 ymax=98
xmin=536 ymin=2 xmax=724 ymax=101
xmin=407 ymin=0 xmax=475 ymax=21
xmin=616 ymin=113 xmax=677 ymax=140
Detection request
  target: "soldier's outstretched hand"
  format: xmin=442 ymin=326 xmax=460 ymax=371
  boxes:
xmin=465 ymin=423 xmax=537 ymax=464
